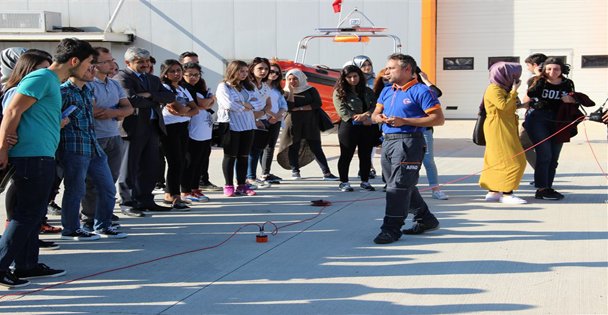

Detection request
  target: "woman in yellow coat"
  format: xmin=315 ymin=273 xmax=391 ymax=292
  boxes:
xmin=479 ymin=62 xmax=527 ymax=204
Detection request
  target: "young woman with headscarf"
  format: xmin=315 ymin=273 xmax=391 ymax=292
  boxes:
xmin=479 ymin=62 xmax=527 ymax=204
xmin=282 ymin=69 xmax=337 ymax=180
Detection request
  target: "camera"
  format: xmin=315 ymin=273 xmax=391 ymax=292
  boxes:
xmin=529 ymin=97 xmax=548 ymax=110
xmin=588 ymin=107 xmax=607 ymax=123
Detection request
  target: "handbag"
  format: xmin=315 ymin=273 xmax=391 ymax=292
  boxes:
xmin=317 ymin=109 xmax=334 ymax=132
xmin=472 ymin=101 xmax=486 ymax=146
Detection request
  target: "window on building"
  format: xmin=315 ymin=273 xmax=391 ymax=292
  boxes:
xmin=581 ymin=55 xmax=608 ymax=68
xmin=488 ymin=56 xmax=520 ymax=69
xmin=547 ymin=56 xmax=567 ymax=64
xmin=443 ymin=57 xmax=474 ymax=70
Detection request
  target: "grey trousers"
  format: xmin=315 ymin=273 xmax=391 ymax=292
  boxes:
xmin=81 ymin=136 xmax=125 ymax=223
xmin=380 ymin=136 xmax=433 ymax=231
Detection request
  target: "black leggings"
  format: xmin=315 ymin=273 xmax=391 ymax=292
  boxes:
xmin=337 ymin=121 xmax=374 ymax=182
xmin=222 ymin=130 xmax=254 ymax=186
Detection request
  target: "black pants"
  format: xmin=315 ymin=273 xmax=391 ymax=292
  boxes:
xmin=161 ymin=122 xmax=189 ymax=195
xmin=337 ymin=121 xmax=374 ymax=182
xmin=185 ymin=138 xmax=212 ymax=191
xmin=260 ymin=122 xmax=281 ymax=175
xmin=288 ymin=139 xmax=330 ymax=174
xmin=380 ymin=136 xmax=434 ymax=232
xmin=222 ymin=130 xmax=254 ymax=186
xmin=118 ymin=121 xmax=162 ymax=208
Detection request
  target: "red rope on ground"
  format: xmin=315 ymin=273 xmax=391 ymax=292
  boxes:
xmin=3 ymin=115 xmax=602 ymax=299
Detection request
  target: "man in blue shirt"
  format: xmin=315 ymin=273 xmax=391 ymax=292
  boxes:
xmin=81 ymin=46 xmax=135 ymax=224
xmin=0 ymin=38 xmax=97 ymax=288
xmin=371 ymin=54 xmax=445 ymax=244
xmin=59 ymin=59 xmax=128 ymax=241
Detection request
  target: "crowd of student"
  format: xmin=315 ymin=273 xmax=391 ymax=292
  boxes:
xmin=0 ymin=38 xmax=604 ymax=288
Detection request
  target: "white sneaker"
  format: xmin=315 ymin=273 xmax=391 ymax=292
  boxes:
xmin=500 ymin=194 xmax=527 ymax=204
xmin=431 ymin=190 xmax=449 ymax=200
xmin=485 ymin=192 xmax=502 ymax=202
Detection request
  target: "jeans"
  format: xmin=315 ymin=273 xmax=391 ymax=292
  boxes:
xmin=222 ymin=130 xmax=254 ymax=186
xmin=0 ymin=157 xmax=56 ymax=271
xmin=260 ymin=122 xmax=281 ymax=176
xmin=60 ymin=151 xmax=116 ymax=234
xmin=81 ymin=136 xmax=125 ymax=224
xmin=422 ymin=128 xmax=439 ymax=187
xmin=524 ymin=109 xmax=563 ymax=188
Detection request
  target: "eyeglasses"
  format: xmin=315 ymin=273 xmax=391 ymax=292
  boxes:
xmin=96 ymin=59 xmax=116 ymax=65
xmin=184 ymin=73 xmax=201 ymax=78
xmin=269 ymin=70 xmax=280 ymax=75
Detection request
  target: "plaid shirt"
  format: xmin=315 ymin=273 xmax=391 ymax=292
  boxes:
xmin=60 ymin=80 xmax=103 ymax=157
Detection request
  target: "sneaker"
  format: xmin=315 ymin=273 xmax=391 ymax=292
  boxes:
xmin=40 ymin=222 xmax=62 ymax=234
xmin=61 ymin=229 xmax=101 ymax=241
xmin=431 ymin=190 xmax=449 ymax=200
xmin=0 ymin=271 xmax=30 ymax=288
xmin=291 ymin=171 xmax=301 ymax=180
xmin=535 ymin=188 xmax=564 ymax=200
xmin=484 ymin=191 xmax=502 ymax=202
xmin=47 ymin=201 xmax=61 ymax=216
xmin=39 ymin=240 xmax=60 ymax=250
xmin=191 ymin=190 xmax=210 ymax=202
xmin=236 ymin=184 xmax=256 ymax=196
xmin=322 ymin=173 xmax=339 ymax=181
xmin=200 ymin=182 xmax=222 ymax=192
xmin=171 ymin=200 xmax=191 ymax=210
xmin=402 ymin=220 xmax=440 ymax=235
xmin=112 ymin=214 xmax=120 ymax=221
xmin=95 ymin=227 xmax=128 ymax=239
xmin=373 ymin=230 xmax=401 ymax=244
xmin=13 ymin=263 xmax=66 ymax=280
xmin=262 ymin=173 xmax=282 ymax=184
xmin=246 ymin=182 xmax=258 ymax=190
xmin=182 ymin=193 xmax=201 ymax=202
xmin=82 ymin=222 xmax=121 ymax=232
xmin=369 ymin=169 xmax=377 ymax=179
xmin=360 ymin=182 xmax=376 ymax=191
xmin=224 ymin=185 xmax=236 ymax=197
xmin=339 ymin=182 xmax=354 ymax=192
xmin=500 ymin=194 xmax=527 ymax=204
xmin=154 ymin=182 xmax=166 ymax=190
xmin=249 ymin=178 xmax=272 ymax=189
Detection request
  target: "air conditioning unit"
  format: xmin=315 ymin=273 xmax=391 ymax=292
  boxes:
xmin=0 ymin=11 xmax=62 ymax=33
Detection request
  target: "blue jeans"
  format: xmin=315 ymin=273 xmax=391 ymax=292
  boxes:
xmin=0 ymin=157 xmax=56 ymax=271
xmin=422 ymin=128 xmax=439 ymax=187
xmin=82 ymin=136 xmax=125 ymax=223
xmin=524 ymin=109 xmax=563 ymax=188
xmin=60 ymin=151 xmax=116 ymax=234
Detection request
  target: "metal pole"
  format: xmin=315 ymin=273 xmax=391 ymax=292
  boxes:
xmin=104 ymin=0 xmax=126 ymax=33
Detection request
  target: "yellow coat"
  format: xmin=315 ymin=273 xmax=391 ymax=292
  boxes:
xmin=479 ymin=84 xmax=526 ymax=192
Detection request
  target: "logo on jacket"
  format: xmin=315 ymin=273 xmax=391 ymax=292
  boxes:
xmin=403 ymin=98 xmax=412 ymax=105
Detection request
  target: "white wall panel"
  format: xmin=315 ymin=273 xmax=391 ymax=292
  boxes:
xmin=437 ymin=0 xmax=608 ymax=119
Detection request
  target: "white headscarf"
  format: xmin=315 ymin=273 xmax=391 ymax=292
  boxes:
xmin=283 ymin=69 xmax=313 ymax=94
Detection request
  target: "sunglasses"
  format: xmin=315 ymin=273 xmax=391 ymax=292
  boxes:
xmin=269 ymin=70 xmax=280 ymax=75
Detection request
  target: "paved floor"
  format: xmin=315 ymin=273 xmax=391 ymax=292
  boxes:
xmin=0 ymin=120 xmax=606 ymax=314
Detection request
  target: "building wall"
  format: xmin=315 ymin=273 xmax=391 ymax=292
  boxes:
xmin=0 ymin=0 xmax=422 ymax=93
xmin=437 ymin=0 xmax=608 ymax=118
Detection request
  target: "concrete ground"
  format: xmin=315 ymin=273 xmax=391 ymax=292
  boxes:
xmin=0 ymin=120 xmax=606 ymax=315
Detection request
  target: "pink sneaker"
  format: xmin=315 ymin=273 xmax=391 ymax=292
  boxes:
xmin=236 ymin=184 xmax=256 ymax=196
xmin=223 ymin=185 xmax=235 ymax=197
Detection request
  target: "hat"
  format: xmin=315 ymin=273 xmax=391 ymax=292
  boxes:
xmin=1 ymin=47 xmax=28 ymax=84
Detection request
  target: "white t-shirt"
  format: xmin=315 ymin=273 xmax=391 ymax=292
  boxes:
xmin=162 ymin=84 xmax=192 ymax=125
xmin=189 ymin=91 xmax=213 ymax=141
